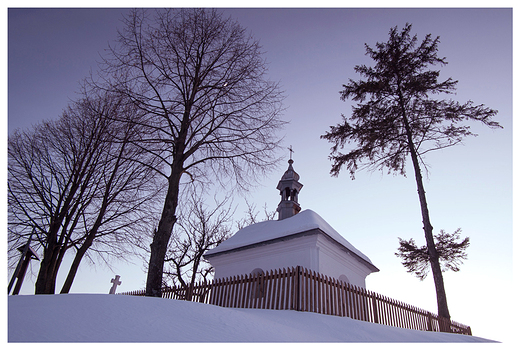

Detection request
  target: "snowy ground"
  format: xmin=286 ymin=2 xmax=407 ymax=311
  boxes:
xmin=8 ymin=294 xmax=495 ymax=343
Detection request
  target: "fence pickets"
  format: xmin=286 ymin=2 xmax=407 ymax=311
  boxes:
xmin=120 ymin=266 xmax=471 ymax=336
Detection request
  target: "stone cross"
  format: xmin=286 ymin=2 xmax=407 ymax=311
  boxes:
xmin=109 ymin=275 xmax=122 ymax=294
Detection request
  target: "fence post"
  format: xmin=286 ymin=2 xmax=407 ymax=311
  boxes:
xmin=296 ymin=266 xmax=302 ymax=311
xmin=427 ymin=312 xmax=433 ymax=331
xmin=186 ymin=284 xmax=193 ymax=301
xmin=371 ymin=291 xmax=379 ymax=324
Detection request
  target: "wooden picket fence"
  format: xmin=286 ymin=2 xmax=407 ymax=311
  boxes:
xmin=121 ymin=266 xmax=471 ymax=335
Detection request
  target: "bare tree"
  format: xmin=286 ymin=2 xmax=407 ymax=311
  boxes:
xmin=163 ymin=195 xmax=277 ymax=295
xmin=321 ymin=24 xmax=500 ymax=324
xmin=235 ymin=200 xmax=277 ymax=230
xmin=8 ymin=90 xmax=161 ymax=294
xmin=99 ymin=9 xmax=285 ymax=296
xmin=163 ymin=193 xmax=234 ymax=295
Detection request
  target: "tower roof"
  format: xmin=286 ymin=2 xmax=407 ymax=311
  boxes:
xmin=280 ymin=159 xmax=300 ymax=181
xmin=276 ymin=159 xmax=302 ymax=191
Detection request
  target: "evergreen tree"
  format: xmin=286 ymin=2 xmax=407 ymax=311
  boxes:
xmin=322 ymin=23 xmax=500 ymax=325
xmin=396 ymin=228 xmax=470 ymax=280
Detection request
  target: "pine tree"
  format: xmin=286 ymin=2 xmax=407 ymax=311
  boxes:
xmin=322 ymin=23 xmax=500 ymax=324
xmin=396 ymin=228 xmax=470 ymax=280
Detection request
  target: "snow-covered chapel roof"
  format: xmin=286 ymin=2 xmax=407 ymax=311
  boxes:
xmin=205 ymin=209 xmax=377 ymax=270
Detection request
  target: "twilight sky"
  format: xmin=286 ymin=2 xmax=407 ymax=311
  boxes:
xmin=7 ymin=6 xmax=513 ymax=343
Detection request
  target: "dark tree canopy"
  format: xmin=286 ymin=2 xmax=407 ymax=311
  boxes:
xmin=396 ymin=229 xmax=470 ymax=281
xmin=322 ymin=23 xmax=500 ymax=179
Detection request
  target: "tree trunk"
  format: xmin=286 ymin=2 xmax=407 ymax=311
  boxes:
xmin=402 ymin=115 xmax=451 ymax=327
xmin=187 ymin=255 xmax=202 ymax=301
xmin=60 ymin=238 xmax=94 ymax=294
xmin=145 ymin=166 xmax=183 ymax=297
xmin=34 ymin=243 xmax=60 ymax=294
xmin=61 ymin=146 xmax=125 ymax=294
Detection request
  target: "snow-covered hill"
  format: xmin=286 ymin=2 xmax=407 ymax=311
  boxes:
xmin=8 ymin=294 xmax=493 ymax=342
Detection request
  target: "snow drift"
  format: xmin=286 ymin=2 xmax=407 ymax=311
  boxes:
xmin=8 ymin=294 xmax=493 ymax=342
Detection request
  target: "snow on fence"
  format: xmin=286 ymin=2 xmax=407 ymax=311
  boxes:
xmin=121 ymin=266 xmax=471 ymax=335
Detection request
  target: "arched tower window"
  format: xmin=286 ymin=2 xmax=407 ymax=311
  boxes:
xmin=290 ymin=189 xmax=298 ymax=202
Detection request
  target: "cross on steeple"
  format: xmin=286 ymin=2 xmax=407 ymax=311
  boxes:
xmin=288 ymin=145 xmax=294 ymax=160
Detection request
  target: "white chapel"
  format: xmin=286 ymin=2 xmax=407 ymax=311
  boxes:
xmin=204 ymin=159 xmax=379 ymax=288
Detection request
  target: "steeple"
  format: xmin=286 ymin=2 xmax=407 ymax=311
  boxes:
xmin=276 ymin=157 xmax=303 ymax=220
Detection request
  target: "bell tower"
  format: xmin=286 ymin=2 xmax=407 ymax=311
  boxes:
xmin=276 ymin=155 xmax=303 ymax=220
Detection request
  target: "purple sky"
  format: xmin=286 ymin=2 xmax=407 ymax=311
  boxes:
xmin=7 ymin=7 xmax=513 ymax=343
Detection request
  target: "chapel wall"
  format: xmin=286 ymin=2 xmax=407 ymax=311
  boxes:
xmin=209 ymin=235 xmax=319 ymax=280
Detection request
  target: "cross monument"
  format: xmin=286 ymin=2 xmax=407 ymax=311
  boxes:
xmin=109 ymin=275 xmax=122 ymax=294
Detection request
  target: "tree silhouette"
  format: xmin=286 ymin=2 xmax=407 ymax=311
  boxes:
xmin=321 ymin=23 xmax=500 ymax=324
xmin=396 ymin=228 xmax=470 ymax=280
xmin=163 ymin=193 xmax=234 ymax=294
xmin=8 ymin=90 xmax=160 ymax=294
xmin=99 ymin=9 xmax=285 ymax=296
